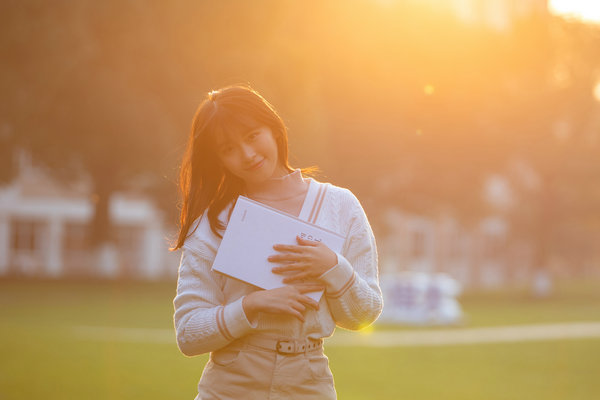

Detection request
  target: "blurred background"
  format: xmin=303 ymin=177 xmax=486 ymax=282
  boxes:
xmin=1 ymin=1 xmax=599 ymax=399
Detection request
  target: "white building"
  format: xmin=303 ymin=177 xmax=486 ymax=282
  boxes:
xmin=0 ymin=151 xmax=179 ymax=280
xmin=380 ymin=207 xmax=533 ymax=289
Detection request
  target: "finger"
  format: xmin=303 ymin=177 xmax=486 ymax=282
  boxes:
xmin=296 ymin=236 xmax=319 ymax=246
xmin=272 ymin=244 xmax=303 ymax=253
xmin=298 ymin=295 xmax=320 ymax=310
xmin=272 ymin=264 xmax=306 ymax=274
xmin=283 ymin=272 xmax=312 ymax=284
xmin=290 ymin=301 xmax=306 ymax=313
xmin=293 ymin=283 xmax=324 ymax=293
xmin=287 ymin=308 xmax=305 ymax=322
xmin=268 ymin=253 xmax=303 ymax=263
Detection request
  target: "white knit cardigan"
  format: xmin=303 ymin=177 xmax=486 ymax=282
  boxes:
xmin=173 ymin=178 xmax=383 ymax=357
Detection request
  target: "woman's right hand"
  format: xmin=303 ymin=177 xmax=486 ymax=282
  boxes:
xmin=242 ymin=284 xmax=323 ymax=323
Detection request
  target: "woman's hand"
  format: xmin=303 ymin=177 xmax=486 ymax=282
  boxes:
xmin=269 ymin=236 xmax=338 ymax=284
xmin=242 ymin=284 xmax=323 ymax=323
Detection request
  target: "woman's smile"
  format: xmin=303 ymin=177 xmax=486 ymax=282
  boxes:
xmin=245 ymin=159 xmax=265 ymax=171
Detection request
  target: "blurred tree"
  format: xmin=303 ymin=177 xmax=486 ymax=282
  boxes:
xmin=1 ymin=0 xmax=599 ymax=277
xmin=0 ymin=0 xmax=323 ymax=247
xmin=0 ymin=1 xmax=179 ymax=247
xmin=500 ymin=16 xmax=600 ymax=276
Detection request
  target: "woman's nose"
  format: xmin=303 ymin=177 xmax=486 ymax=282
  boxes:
xmin=240 ymin=144 xmax=256 ymax=160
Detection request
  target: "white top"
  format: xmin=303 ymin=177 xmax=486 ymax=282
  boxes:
xmin=173 ymin=176 xmax=383 ymax=357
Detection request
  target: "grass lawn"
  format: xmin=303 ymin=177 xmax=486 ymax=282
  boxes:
xmin=0 ymin=278 xmax=599 ymax=399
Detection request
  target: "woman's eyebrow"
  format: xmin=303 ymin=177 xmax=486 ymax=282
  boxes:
xmin=215 ymin=133 xmax=235 ymax=148
xmin=215 ymin=140 xmax=231 ymax=150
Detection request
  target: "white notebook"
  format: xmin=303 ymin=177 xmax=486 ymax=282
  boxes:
xmin=212 ymin=196 xmax=346 ymax=302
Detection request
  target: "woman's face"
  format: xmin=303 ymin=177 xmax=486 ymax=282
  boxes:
xmin=215 ymin=125 xmax=287 ymax=187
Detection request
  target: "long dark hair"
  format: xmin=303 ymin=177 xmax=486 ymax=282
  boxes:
xmin=170 ymin=85 xmax=296 ymax=251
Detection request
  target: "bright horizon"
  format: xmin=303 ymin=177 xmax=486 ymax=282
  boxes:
xmin=549 ymin=0 xmax=600 ymax=24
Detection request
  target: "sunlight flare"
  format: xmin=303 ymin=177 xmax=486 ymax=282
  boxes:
xmin=594 ymin=81 xmax=600 ymax=103
xmin=549 ymin=0 xmax=600 ymax=24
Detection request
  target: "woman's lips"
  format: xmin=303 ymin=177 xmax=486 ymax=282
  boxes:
xmin=245 ymin=159 xmax=264 ymax=171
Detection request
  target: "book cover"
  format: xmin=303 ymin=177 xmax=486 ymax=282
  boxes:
xmin=212 ymin=196 xmax=346 ymax=302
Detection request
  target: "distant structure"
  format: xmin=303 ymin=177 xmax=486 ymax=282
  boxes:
xmin=379 ymin=183 xmax=534 ymax=289
xmin=0 ymin=150 xmax=535 ymax=287
xmin=378 ymin=271 xmax=464 ymax=325
xmin=0 ymin=150 xmax=179 ymax=280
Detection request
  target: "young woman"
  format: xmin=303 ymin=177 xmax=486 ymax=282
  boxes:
xmin=171 ymin=85 xmax=383 ymax=399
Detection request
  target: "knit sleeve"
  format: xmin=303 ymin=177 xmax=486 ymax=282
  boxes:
xmin=173 ymin=233 xmax=256 ymax=357
xmin=318 ymin=192 xmax=383 ymax=330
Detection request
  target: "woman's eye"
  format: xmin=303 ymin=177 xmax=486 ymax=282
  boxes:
xmin=221 ymin=146 xmax=234 ymax=155
xmin=248 ymin=131 xmax=260 ymax=140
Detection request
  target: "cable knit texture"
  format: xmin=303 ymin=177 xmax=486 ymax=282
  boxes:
xmin=173 ymin=176 xmax=383 ymax=357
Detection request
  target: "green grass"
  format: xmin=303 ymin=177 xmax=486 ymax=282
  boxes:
xmin=0 ymin=278 xmax=599 ymax=399
xmin=328 ymin=341 xmax=600 ymax=400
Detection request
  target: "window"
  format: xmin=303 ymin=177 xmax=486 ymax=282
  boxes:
xmin=411 ymin=231 xmax=425 ymax=259
xmin=62 ymin=222 xmax=91 ymax=274
xmin=10 ymin=218 xmax=45 ymax=275
xmin=114 ymin=224 xmax=144 ymax=276
xmin=11 ymin=219 xmax=40 ymax=252
xmin=483 ymin=233 xmax=504 ymax=260
xmin=63 ymin=222 xmax=89 ymax=252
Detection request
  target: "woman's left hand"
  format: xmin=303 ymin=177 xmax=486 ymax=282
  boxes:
xmin=269 ymin=236 xmax=338 ymax=284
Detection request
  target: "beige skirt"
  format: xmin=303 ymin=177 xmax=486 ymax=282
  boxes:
xmin=196 ymin=336 xmax=337 ymax=400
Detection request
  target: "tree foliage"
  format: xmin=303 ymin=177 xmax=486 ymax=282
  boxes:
xmin=1 ymin=1 xmax=599 ymax=268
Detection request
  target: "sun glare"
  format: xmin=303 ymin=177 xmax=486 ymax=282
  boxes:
xmin=549 ymin=0 xmax=600 ymax=24
xmin=594 ymin=81 xmax=600 ymax=103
